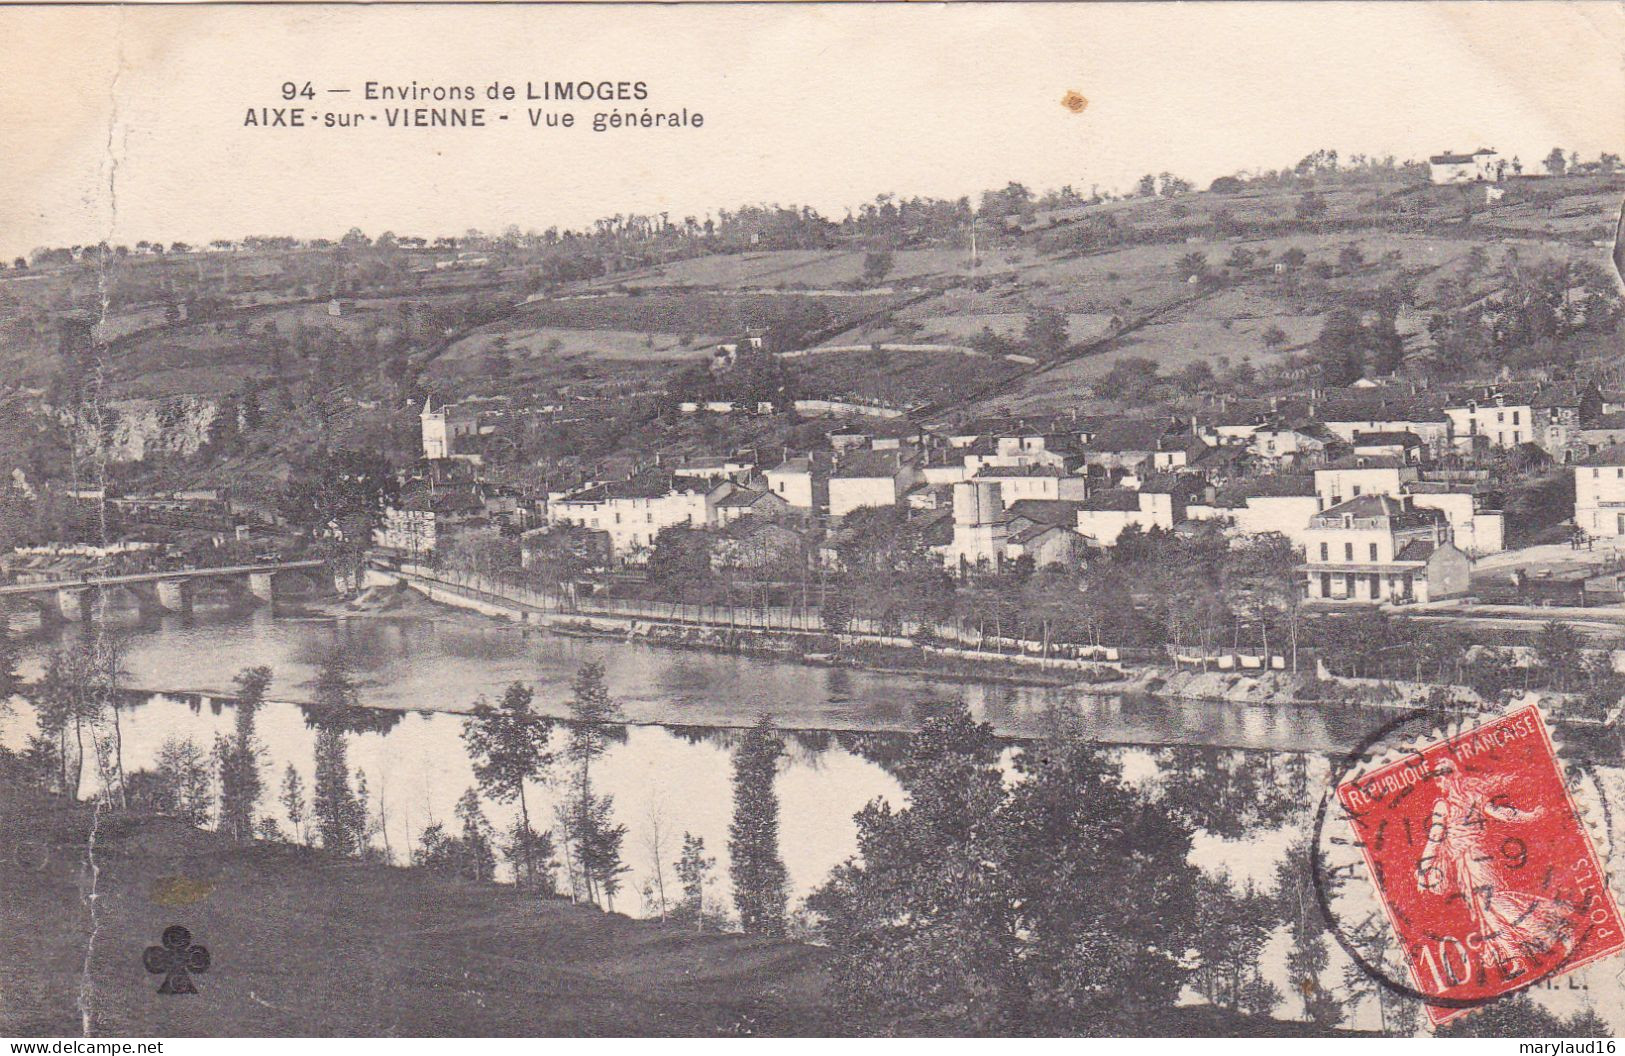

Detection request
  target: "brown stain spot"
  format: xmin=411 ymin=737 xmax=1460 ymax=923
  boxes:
xmin=1061 ymin=91 xmax=1088 ymax=114
xmin=151 ymin=875 xmax=215 ymax=906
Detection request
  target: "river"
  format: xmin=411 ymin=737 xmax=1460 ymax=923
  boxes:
xmin=2 ymin=599 xmax=1619 ymax=1032
xmin=10 ymin=596 xmax=1385 ymax=748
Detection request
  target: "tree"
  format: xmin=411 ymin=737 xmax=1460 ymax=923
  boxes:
xmin=560 ymin=661 xmax=627 ymax=907
xmin=0 ymin=613 xmax=19 ymax=712
xmin=1543 ymin=147 xmax=1568 ymax=176
xmin=1274 ymin=837 xmax=1341 ymax=1025
xmin=150 ymin=737 xmax=214 ymax=826
xmin=1535 ymin=620 xmax=1585 ymax=691
xmin=644 ymin=524 xmax=716 ymax=597
xmin=502 ymin=817 xmax=558 ymax=894
xmin=564 ymin=661 xmax=621 ymax=774
xmin=673 ymin=831 xmax=718 ymax=930
xmin=1295 ymin=192 xmax=1328 ymax=221
xmin=730 ymin=716 xmax=789 ymax=936
xmin=564 ymin=782 xmax=628 ymax=908
xmin=1096 ymin=355 xmax=1162 ymax=403
xmin=216 ymin=666 xmax=272 ymax=841
xmin=1192 ymin=871 xmax=1276 ymax=1012
xmin=1438 ymin=992 xmax=1587 ymax=1037
xmin=1175 ymin=251 xmax=1209 ymax=283
xmin=1262 ymin=324 xmax=1289 ymax=351
xmin=462 ymin=682 xmax=554 ymax=887
xmin=454 ymin=787 xmax=497 ymax=881
xmin=35 ymin=634 xmax=124 ymax=802
xmin=307 ymin=653 xmax=363 ymax=855
xmin=1175 ymin=360 xmax=1215 ymax=396
xmin=280 ymin=764 xmax=310 ymax=845
xmin=810 ymin=705 xmax=1016 ymax=1029
xmin=1002 ymin=738 xmax=1203 ymax=1027
xmin=812 ymin=705 xmax=1202 ymax=1032
xmin=820 ymin=586 xmax=853 ymax=634
xmin=861 ymin=250 xmax=895 ymax=287
xmin=1023 ymin=305 xmax=1070 ymax=358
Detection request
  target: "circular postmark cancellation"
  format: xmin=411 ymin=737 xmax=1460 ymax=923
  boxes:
xmin=1311 ymin=703 xmax=1624 ymax=1028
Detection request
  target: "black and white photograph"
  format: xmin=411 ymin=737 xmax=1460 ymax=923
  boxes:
xmin=0 ymin=1 xmax=1623 ymax=1041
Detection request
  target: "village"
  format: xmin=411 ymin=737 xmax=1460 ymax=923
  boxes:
xmin=8 ymin=0 xmax=1625 ymax=1038
xmin=3 ymin=142 xmax=1623 ymax=693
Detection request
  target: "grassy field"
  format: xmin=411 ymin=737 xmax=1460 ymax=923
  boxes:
xmin=3 ymin=172 xmax=1618 ymax=415
xmin=442 ymin=325 xmax=718 ymax=364
xmin=582 ymin=247 xmax=1020 ymax=292
xmin=0 ymin=764 xmax=837 ymax=1037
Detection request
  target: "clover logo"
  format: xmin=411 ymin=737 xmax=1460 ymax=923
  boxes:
xmin=143 ymin=925 xmax=210 ymax=994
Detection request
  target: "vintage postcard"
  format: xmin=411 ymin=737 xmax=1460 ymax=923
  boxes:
xmin=1 ymin=0 xmax=1623 ymax=1042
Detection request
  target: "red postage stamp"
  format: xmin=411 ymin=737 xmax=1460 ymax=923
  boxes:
xmin=1336 ymin=704 xmax=1624 ymax=1026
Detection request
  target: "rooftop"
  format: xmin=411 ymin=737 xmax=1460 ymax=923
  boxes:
xmin=1079 ymin=489 xmax=1142 ymax=513
xmin=1004 ymin=499 xmax=1087 ymax=527
xmin=1312 ymin=494 xmax=1447 ymax=528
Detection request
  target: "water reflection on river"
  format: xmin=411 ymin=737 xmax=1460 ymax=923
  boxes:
xmin=14 ymin=604 xmax=1383 ymax=748
xmin=4 ymin=605 xmax=1620 ymax=1032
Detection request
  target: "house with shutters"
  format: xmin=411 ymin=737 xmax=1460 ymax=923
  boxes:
xmin=1574 ymin=446 xmax=1625 ymax=539
xmin=1299 ymin=494 xmax=1470 ymax=604
xmin=1445 ymin=390 xmax=1535 ymax=452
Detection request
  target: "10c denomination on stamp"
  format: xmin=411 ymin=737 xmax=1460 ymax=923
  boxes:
xmin=1336 ymin=704 xmax=1624 ymax=1026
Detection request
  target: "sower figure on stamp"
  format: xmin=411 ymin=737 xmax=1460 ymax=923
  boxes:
xmin=1419 ymin=763 xmax=1575 ymax=979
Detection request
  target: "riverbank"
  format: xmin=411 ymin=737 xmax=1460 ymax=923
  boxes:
xmin=374 ymin=573 xmax=1609 ymax=724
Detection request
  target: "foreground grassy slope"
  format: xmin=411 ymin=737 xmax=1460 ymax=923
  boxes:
xmin=0 ymin=759 xmax=1369 ymax=1038
xmin=0 ymin=765 xmax=834 ymax=1037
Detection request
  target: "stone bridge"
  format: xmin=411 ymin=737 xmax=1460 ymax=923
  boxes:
xmin=0 ymin=560 xmax=329 ymax=622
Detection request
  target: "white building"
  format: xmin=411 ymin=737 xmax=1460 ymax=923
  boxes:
xmin=1248 ymin=428 xmax=1326 ymax=466
xmin=1300 ymin=495 xmax=1471 ymax=604
xmin=1075 ymin=487 xmax=1183 ymax=547
xmin=373 ymin=507 xmax=437 ymax=558
xmin=1445 ymin=394 xmax=1534 ymax=451
xmin=1314 ymin=462 xmax=1420 ymax=507
xmin=1428 ymin=148 xmax=1501 ymax=184
xmin=420 ymin=397 xmax=479 ymax=460
xmin=1575 ymin=449 xmax=1625 ymax=539
xmin=1405 ymin=489 xmax=1506 ymax=556
xmin=1232 ymin=495 xmax=1323 ymax=549
xmin=945 ymin=481 xmax=1008 ymax=571
xmin=829 ymin=452 xmax=919 ymax=519
xmin=547 ymin=473 xmax=717 ymax=557
xmin=970 ymin=465 xmax=1087 ymax=506
xmin=1319 ymin=414 xmax=1451 ymax=457
xmin=764 ymin=454 xmax=830 ymax=512
xmin=670 ymin=455 xmax=755 ymax=482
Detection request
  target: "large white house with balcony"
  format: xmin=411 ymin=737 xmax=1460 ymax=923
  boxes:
xmin=1300 ymin=494 xmax=1470 ymax=604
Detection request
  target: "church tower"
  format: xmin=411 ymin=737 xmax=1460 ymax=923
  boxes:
xmin=421 ymin=396 xmax=450 ymax=460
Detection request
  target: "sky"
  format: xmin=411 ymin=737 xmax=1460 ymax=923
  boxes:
xmin=1 ymin=2 xmax=1622 ymax=260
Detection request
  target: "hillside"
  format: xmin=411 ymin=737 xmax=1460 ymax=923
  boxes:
xmin=0 ymin=168 xmax=1619 ymax=490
